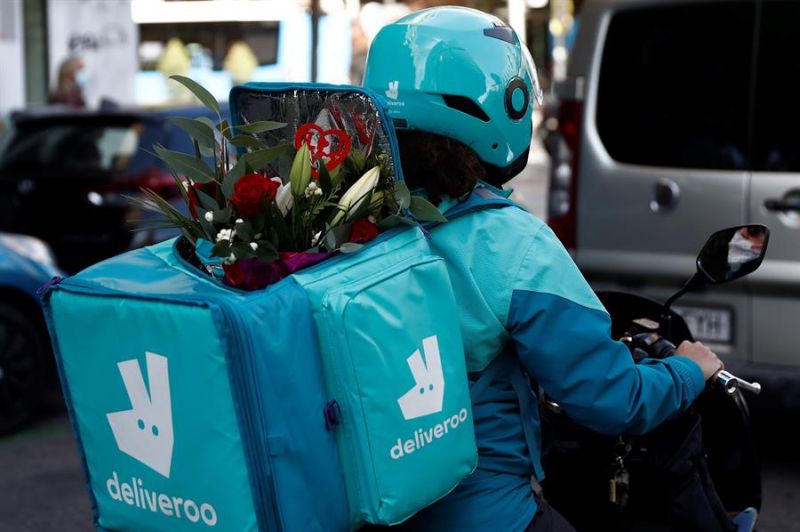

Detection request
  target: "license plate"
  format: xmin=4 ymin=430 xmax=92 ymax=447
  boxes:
xmin=673 ymin=306 xmax=733 ymax=344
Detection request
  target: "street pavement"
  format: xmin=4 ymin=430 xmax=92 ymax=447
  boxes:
xmin=1 ymin=412 xmax=798 ymax=532
xmin=1 ymin=136 xmax=797 ymax=532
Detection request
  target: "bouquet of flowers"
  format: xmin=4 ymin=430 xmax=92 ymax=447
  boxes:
xmin=135 ymin=76 xmax=444 ymax=290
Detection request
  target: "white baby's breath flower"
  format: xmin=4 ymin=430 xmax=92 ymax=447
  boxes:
xmin=224 ymin=251 xmax=237 ymax=265
xmin=204 ymin=212 xmax=214 ymax=222
xmin=304 ymin=181 xmax=320 ymax=199
xmin=250 ymin=242 xmax=258 ymax=251
xmin=216 ymin=228 xmax=233 ymax=242
xmin=235 ymin=218 xmax=244 ymax=224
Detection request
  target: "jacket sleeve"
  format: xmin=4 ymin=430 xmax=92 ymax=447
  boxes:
xmin=506 ymin=224 xmax=706 ymax=436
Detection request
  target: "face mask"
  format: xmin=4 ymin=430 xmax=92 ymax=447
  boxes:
xmin=727 ymin=231 xmax=760 ymax=265
xmin=75 ymin=69 xmax=89 ymax=88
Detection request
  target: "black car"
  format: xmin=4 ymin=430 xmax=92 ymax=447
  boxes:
xmin=0 ymin=106 xmax=225 ymax=273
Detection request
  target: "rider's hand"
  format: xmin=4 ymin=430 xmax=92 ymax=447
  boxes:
xmin=676 ymin=340 xmax=724 ymax=381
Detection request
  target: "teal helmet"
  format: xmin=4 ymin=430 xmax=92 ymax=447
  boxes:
xmin=363 ymin=6 xmax=543 ymax=184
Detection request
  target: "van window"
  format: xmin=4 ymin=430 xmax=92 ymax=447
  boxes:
xmin=752 ymin=0 xmax=800 ymax=172
xmin=596 ymin=3 xmax=755 ymax=170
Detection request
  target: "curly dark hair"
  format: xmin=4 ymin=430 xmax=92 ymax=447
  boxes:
xmin=397 ymin=131 xmax=485 ymax=205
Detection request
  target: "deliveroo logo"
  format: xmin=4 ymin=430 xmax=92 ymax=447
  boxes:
xmin=385 ymin=80 xmax=399 ymax=100
xmin=397 ymin=336 xmax=445 ymax=420
xmin=107 ymin=352 xmax=174 ymax=478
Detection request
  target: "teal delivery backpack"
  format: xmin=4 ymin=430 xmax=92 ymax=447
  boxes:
xmin=42 ymin=84 xmax=481 ymax=531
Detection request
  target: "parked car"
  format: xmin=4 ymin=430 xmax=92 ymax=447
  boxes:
xmin=0 ymin=105 xmax=227 ymax=274
xmin=547 ymin=0 xmax=800 ymax=408
xmin=0 ymin=232 xmax=62 ymax=434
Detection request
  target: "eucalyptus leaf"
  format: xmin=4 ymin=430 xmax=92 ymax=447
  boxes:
xmin=211 ymin=240 xmax=231 ymax=258
xmin=231 ymin=241 xmax=257 ymax=260
xmin=222 ymin=157 xmax=248 ymax=198
xmin=339 ymin=242 xmax=364 ymax=254
xmin=194 ymin=188 xmax=220 ymax=211
xmin=170 ymin=75 xmax=221 ymax=116
xmin=235 ymin=120 xmax=287 ymax=134
xmin=410 ymin=196 xmax=447 ymax=223
xmin=394 ymin=181 xmax=412 ymax=210
xmin=213 ymin=205 xmax=232 ymax=224
xmin=168 ymin=117 xmax=217 ymax=154
xmin=154 ymin=145 xmax=215 ymax=183
xmin=235 ymin=220 xmax=255 ymax=241
xmin=377 ymin=215 xmax=404 ymax=230
xmin=244 ymin=144 xmax=291 ymax=172
xmin=230 ymin=135 xmax=266 ymax=151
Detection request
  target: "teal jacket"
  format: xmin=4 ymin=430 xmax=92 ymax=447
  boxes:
xmin=404 ymin=184 xmax=706 ymax=531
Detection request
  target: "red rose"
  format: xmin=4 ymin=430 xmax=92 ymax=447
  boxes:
xmin=348 ymin=219 xmax=379 ymax=243
xmin=231 ymin=173 xmax=280 ymax=218
xmin=186 ymin=181 xmax=219 ymax=220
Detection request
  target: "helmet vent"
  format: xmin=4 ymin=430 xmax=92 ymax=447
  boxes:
xmin=442 ymin=95 xmax=490 ymax=122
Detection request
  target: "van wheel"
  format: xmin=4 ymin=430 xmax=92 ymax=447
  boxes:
xmin=0 ymin=303 xmax=45 ymax=435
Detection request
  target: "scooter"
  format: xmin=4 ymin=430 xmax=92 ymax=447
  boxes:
xmin=540 ymin=225 xmax=768 ymax=532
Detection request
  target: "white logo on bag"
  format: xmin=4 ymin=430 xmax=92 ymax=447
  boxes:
xmin=107 ymin=352 xmax=174 ymax=478
xmin=385 ymin=80 xmax=399 ymax=100
xmin=397 ymin=336 xmax=445 ymax=420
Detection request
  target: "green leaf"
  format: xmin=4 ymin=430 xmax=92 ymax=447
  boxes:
xmin=235 ymin=220 xmax=255 ymax=241
xmin=211 ymin=240 xmax=231 ymax=258
xmin=410 ymin=196 xmax=448 ymax=223
xmin=255 ymin=240 xmax=279 ymax=262
xmin=213 ymin=205 xmax=232 ymax=224
xmin=235 ymin=121 xmax=287 ymax=134
xmin=222 ymin=156 xmax=248 ymax=198
xmin=339 ymin=242 xmax=363 ymax=254
xmin=194 ymin=188 xmax=220 ymax=212
xmin=243 ymin=144 xmax=291 ymax=172
xmin=290 ymin=144 xmax=312 ymax=198
xmin=377 ymin=214 xmax=404 ymax=230
xmin=169 ymin=117 xmax=217 ymax=154
xmin=231 ymin=241 xmax=257 ymax=260
xmin=217 ymin=119 xmax=233 ymax=141
xmin=266 ymin=204 xmax=291 ymax=245
xmin=170 ymin=75 xmax=220 ymax=116
xmin=394 ymin=181 xmax=412 ymax=210
xmin=324 ymin=223 xmax=351 ymax=250
xmin=154 ymin=145 xmax=215 ymax=183
xmin=230 ymin=135 xmax=266 ymax=151
xmin=347 ymin=149 xmax=367 ymax=175
xmin=317 ymin=163 xmax=333 ymax=197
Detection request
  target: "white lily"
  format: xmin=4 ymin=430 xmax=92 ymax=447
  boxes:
xmin=331 ymin=166 xmax=380 ymax=225
xmin=276 ymin=181 xmax=294 ymax=216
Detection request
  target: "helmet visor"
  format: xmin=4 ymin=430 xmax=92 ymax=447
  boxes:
xmin=522 ymin=45 xmax=544 ymax=108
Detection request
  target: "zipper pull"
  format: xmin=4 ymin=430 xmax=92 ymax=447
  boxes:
xmin=37 ymin=275 xmax=64 ymax=297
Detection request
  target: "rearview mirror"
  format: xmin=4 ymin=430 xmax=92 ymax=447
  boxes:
xmin=696 ymin=225 xmax=769 ymax=284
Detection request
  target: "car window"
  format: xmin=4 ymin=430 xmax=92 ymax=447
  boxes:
xmin=752 ymin=0 xmax=800 ymax=172
xmin=0 ymin=122 xmax=143 ymax=175
xmin=596 ymin=2 xmax=755 ymax=170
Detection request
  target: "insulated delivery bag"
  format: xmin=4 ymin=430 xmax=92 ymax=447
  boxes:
xmin=41 ymin=84 xmax=479 ymax=532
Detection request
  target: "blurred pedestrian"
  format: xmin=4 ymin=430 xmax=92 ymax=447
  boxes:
xmin=50 ymin=56 xmax=87 ymax=108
